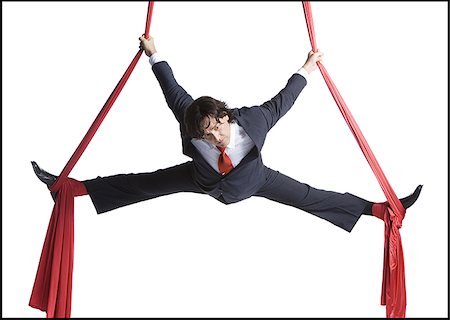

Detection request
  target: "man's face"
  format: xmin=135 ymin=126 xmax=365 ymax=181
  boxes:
xmin=200 ymin=115 xmax=230 ymax=148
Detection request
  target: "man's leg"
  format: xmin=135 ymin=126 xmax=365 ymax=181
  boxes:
xmin=82 ymin=161 xmax=204 ymax=214
xmin=32 ymin=161 xmax=204 ymax=214
xmin=254 ymin=167 xmax=369 ymax=232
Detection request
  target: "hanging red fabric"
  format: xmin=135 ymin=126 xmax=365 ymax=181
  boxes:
xmin=301 ymin=2 xmax=407 ymax=318
xmin=29 ymin=2 xmax=155 ymax=318
xmin=30 ymin=2 xmax=408 ymax=318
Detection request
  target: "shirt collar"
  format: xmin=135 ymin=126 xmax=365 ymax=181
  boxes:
xmin=227 ymin=122 xmax=237 ymax=149
xmin=196 ymin=121 xmax=237 ymax=150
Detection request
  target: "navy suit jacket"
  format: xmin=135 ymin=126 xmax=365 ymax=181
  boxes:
xmin=152 ymin=61 xmax=307 ymax=204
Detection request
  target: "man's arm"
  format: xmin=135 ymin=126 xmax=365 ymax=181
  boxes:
xmin=139 ymin=35 xmax=194 ymax=125
xmin=258 ymin=50 xmax=323 ymax=131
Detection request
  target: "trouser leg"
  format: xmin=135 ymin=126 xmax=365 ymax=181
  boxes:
xmin=254 ymin=168 xmax=370 ymax=232
xmin=82 ymin=161 xmax=204 ymax=214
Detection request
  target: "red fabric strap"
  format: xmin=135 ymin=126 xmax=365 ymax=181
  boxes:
xmin=29 ymin=2 xmax=155 ymax=318
xmin=302 ymin=2 xmax=407 ymax=317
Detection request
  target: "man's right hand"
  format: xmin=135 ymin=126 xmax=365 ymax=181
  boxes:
xmin=139 ymin=34 xmax=157 ymax=57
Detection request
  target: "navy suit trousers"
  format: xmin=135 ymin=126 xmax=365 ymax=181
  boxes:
xmin=83 ymin=162 xmax=368 ymax=232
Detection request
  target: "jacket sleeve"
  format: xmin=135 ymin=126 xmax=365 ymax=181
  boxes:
xmin=257 ymin=73 xmax=307 ymax=131
xmin=152 ymin=61 xmax=194 ymax=124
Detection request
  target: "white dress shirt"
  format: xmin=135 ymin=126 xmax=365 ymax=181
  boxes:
xmin=191 ymin=122 xmax=255 ymax=173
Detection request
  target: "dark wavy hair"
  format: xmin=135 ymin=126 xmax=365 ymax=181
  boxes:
xmin=184 ymin=96 xmax=235 ymax=139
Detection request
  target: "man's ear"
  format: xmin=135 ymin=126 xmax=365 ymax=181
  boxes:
xmin=220 ymin=115 xmax=230 ymax=123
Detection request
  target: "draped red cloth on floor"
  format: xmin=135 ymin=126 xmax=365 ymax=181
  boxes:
xmin=302 ymin=2 xmax=407 ymax=318
xmin=29 ymin=2 xmax=154 ymax=318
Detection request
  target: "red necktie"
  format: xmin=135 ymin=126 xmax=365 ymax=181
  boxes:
xmin=217 ymin=146 xmax=234 ymax=175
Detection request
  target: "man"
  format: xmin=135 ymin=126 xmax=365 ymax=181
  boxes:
xmin=31 ymin=34 xmax=422 ymax=232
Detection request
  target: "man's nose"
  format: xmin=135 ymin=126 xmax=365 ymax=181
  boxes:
xmin=211 ymin=131 xmax=221 ymax=141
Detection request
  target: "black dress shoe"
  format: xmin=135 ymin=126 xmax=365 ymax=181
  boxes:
xmin=400 ymin=184 xmax=423 ymax=209
xmin=31 ymin=161 xmax=58 ymax=200
xmin=362 ymin=184 xmax=423 ymax=215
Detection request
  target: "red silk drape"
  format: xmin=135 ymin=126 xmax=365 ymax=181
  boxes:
xmin=302 ymin=2 xmax=407 ymax=318
xmin=29 ymin=2 xmax=154 ymax=318
xmin=30 ymin=2 xmax=408 ymax=318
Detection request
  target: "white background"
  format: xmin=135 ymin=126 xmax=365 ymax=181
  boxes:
xmin=3 ymin=1 xmax=448 ymax=318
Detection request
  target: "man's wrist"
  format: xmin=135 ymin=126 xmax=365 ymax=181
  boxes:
xmin=149 ymin=52 xmax=162 ymax=66
xmin=296 ymin=67 xmax=309 ymax=82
